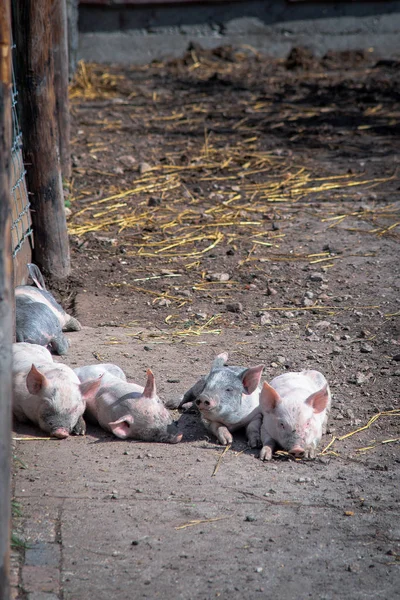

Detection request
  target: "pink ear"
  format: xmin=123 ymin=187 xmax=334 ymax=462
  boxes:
xmin=109 ymin=415 xmax=134 ymax=439
xmin=217 ymin=352 xmax=228 ymax=363
xmin=143 ymin=369 xmax=156 ymax=399
xmin=305 ymin=384 xmax=329 ymax=414
xmin=26 ymin=364 xmax=47 ymax=395
xmin=241 ymin=365 xmax=264 ymax=395
xmin=259 ymin=381 xmax=281 ymax=412
xmin=79 ymin=375 xmax=103 ymax=401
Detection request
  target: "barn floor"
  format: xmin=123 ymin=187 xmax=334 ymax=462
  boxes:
xmin=12 ymin=47 xmax=400 ymax=599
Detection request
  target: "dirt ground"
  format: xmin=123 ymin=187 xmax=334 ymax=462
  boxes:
xmin=12 ymin=46 xmax=400 ymax=599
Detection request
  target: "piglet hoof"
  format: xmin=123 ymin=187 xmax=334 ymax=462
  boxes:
xmin=259 ymin=446 xmax=273 ymax=461
xmin=248 ymin=435 xmax=262 ymax=449
xmin=72 ymin=416 xmax=86 ymax=436
xmin=304 ymin=447 xmax=317 ymax=459
xmin=217 ymin=427 xmax=233 ymax=446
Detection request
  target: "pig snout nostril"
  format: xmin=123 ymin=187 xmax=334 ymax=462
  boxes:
xmin=204 ymin=400 xmax=210 ymax=406
xmin=195 ymin=399 xmax=201 ymax=406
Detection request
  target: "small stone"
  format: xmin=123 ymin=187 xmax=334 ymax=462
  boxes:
xmin=64 ymin=206 xmax=72 ymax=218
xmin=347 ymin=563 xmax=361 ymax=573
xmin=295 ymin=477 xmax=311 ymax=483
xmin=195 ymin=312 xmax=207 ymax=320
xmin=303 ymin=297 xmax=314 ymax=307
xmin=245 ymin=515 xmax=257 ymax=522
xmin=355 ymin=372 xmax=368 ymax=385
xmin=131 ymin=540 xmax=139 ymax=546
xmin=305 ymin=327 xmax=314 ymax=337
xmin=309 ymin=273 xmax=324 ymax=282
xmin=158 ymin=298 xmax=171 ymax=307
xmin=360 ymin=343 xmax=373 ymax=353
xmin=207 ymin=272 xmax=230 ymax=282
xmin=315 ymin=320 xmax=331 ymax=329
xmin=335 ymin=413 xmax=344 ymax=420
xmin=123 ymin=451 xmax=129 ymax=455
xmin=255 ymin=567 xmax=263 ymax=573
xmin=304 ymin=291 xmax=314 ymax=299
xmin=118 ymin=155 xmax=136 ymax=167
xmin=226 ymin=302 xmax=243 ymax=313
xmin=266 ymin=286 xmax=278 ymax=296
xmin=167 ymin=378 xmax=180 ymax=383
xmin=143 ymin=345 xmax=153 ymax=351
xmin=270 ymin=362 xmax=279 ymax=368
xmin=260 ymin=313 xmax=271 ymax=325
xmin=148 ymin=196 xmax=161 ymax=207
xmin=276 ymin=355 xmax=286 ymax=365
xmin=393 ymin=370 xmax=400 ymax=376
xmin=139 ymin=161 xmax=152 ymax=174
xmin=282 ymin=311 xmax=295 ymax=319
xmin=392 ymin=354 xmax=400 ymax=362
xmin=332 ymin=346 xmax=342 ymax=355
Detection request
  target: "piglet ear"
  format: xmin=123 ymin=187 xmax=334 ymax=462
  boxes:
xmin=241 ymin=365 xmax=264 ymax=395
xmin=212 ymin=352 xmax=228 ymax=370
xmin=259 ymin=381 xmax=281 ymax=412
xmin=26 ymin=364 xmax=48 ymax=395
xmin=109 ymin=415 xmax=134 ymax=439
xmin=143 ymin=369 xmax=157 ymax=399
xmin=305 ymin=384 xmax=329 ymax=414
xmin=79 ymin=374 xmax=103 ymax=401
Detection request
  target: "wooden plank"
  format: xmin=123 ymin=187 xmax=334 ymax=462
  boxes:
xmin=0 ymin=1 xmax=13 ymax=598
xmin=52 ymin=0 xmax=71 ymax=180
xmin=13 ymin=0 xmax=71 ymax=279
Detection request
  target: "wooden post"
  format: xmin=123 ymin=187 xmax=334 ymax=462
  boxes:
xmin=13 ymin=0 xmax=71 ymax=278
xmin=52 ymin=0 xmax=71 ymax=180
xmin=0 ymin=1 xmax=13 ymax=598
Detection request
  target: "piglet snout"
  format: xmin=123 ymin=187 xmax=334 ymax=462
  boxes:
xmin=289 ymin=445 xmax=305 ymax=458
xmin=51 ymin=428 xmax=70 ymax=439
xmin=195 ymin=396 xmax=217 ymax=410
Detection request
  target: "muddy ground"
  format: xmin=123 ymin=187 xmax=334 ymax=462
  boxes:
xmin=12 ymin=46 xmax=400 ymax=599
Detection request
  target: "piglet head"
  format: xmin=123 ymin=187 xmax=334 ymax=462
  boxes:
xmin=109 ymin=370 xmax=182 ymax=444
xmin=260 ymin=381 xmax=330 ymax=457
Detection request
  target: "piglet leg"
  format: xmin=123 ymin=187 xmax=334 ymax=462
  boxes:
xmin=259 ymin=433 xmax=275 ymax=461
xmin=246 ymin=413 xmax=262 ymax=448
xmin=207 ymin=420 xmax=233 ymax=445
xmin=72 ymin=416 xmax=86 ymax=436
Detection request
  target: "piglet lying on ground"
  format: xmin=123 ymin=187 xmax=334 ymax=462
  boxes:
xmin=180 ymin=352 xmax=264 ymax=446
xmin=258 ymin=370 xmax=331 ymax=460
xmin=13 ymin=343 xmax=101 ymax=438
xmin=15 ymin=264 xmax=81 ymax=355
xmin=74 ymin=364 xmax=183 ymax=444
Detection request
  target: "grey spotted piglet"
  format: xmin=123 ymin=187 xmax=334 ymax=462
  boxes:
xmin=258 ymin=370 xmax=331 ymax=460
xmin=180 ymin=352 xmax=264 ymax=446
xmin=15 ymin=264 xmax=81 ymax=355
xmin=13 ymin=343 xmax=101 ymax=438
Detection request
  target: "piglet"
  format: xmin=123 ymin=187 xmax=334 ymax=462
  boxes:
xmin=13 ymin=343 xmax=101 ymax=438
xmin=74 ymin=365 xmax=183 ymax=444
xmin=16 ymin=296 xmax=69 ymax=355
xmin=258 ymin=370 xmax=331 ymax=460
xmin=16 ymin=263 xmax=81 ymax=332
xmin=180 ymin=352 xmax=264 ymax=446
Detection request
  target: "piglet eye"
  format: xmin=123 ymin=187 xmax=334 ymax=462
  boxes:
xmin=226 ymin=387 xmax=233 ymax=393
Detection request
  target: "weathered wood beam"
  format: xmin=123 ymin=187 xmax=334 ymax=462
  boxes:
xmin=0 ymin=1 xmax=13 ymax=598
xmin=13 ymin=0 xmax=71 ymax=278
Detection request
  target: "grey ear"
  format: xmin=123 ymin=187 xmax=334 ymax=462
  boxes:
xmin=211 ymin=352 xmax=228 ymax=371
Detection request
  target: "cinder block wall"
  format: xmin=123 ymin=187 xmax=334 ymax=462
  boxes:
xmin=78 ymin=0 xmax=400 ymax=64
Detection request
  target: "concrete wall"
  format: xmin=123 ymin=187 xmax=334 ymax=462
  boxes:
xmin=78 ymin=0 xmax=400 ymax=64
